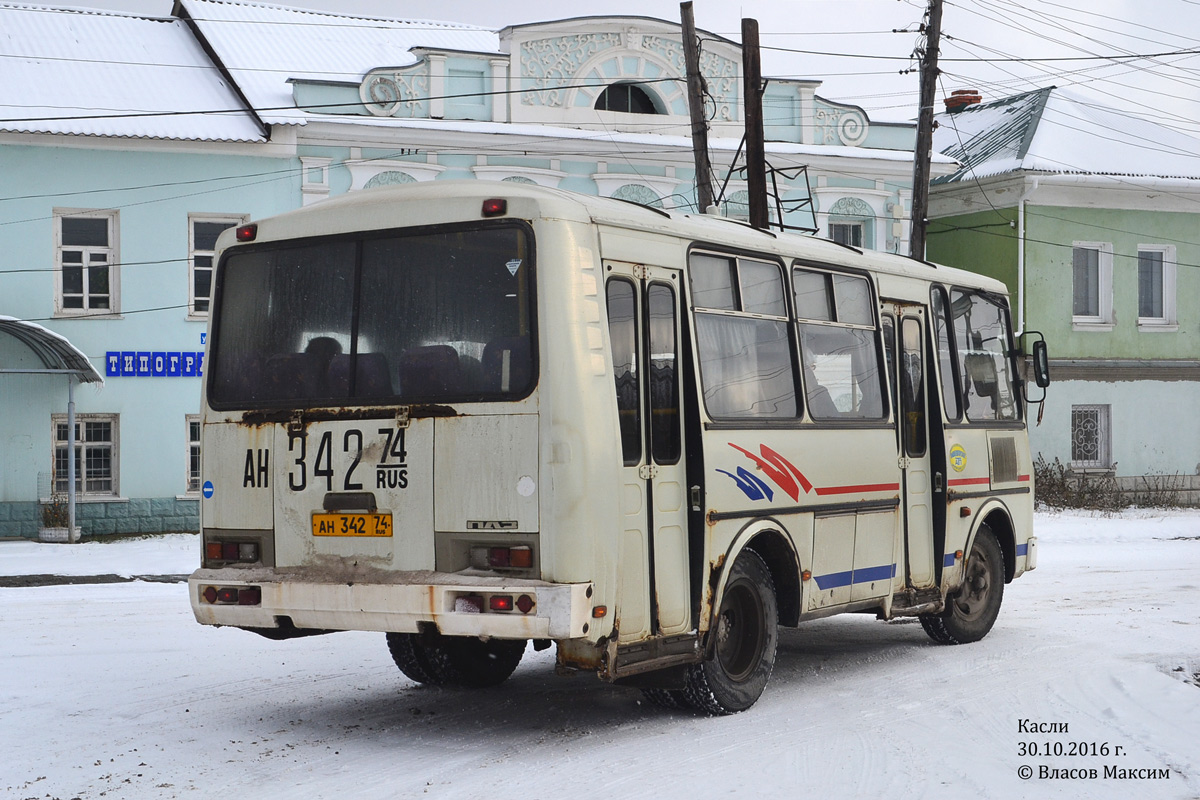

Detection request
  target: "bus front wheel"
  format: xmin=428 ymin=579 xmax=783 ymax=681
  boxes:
xmin=683 ymin=549 xmax=778 ymax=715
xmin=386 ymin=632 xmax=526 ymax=688
xmin=920 ymin=523 xmax=1005 ymax=645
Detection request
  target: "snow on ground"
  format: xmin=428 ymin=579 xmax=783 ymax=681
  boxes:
xmin=1 ymin=511 xmax=1198 ymax=799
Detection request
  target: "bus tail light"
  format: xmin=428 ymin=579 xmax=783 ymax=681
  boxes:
xmin=201 ymin=585 xmax=262 ymax=605
xmin=481 ymin=198 xmax=507 ymax=217
xmin=235 ymin=223 xmax=257 ymax=241
xmin=469 ymin=545 xmax=534 ymax=570
xmin=205 ymin=538 xmax=259 ymax=566
xmin=489 ymin=595 xmax=513 ymax=612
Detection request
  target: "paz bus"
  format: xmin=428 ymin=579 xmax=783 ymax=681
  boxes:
xmin=189 ymin=181 xmax=1048 ymax=715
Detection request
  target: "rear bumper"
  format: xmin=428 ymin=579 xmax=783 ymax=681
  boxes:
xmin=188 ymin=568 xmax=594 ymax=640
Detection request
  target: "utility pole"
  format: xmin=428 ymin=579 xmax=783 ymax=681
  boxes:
xmin=908 ymin=0 xmax=943 ymax=260
xmin=681 ymin=3 xmax=714 ymax=213
xmin=741 ymin=18 xmax=768 ymax=230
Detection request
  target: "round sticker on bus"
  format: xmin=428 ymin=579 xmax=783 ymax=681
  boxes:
xmin=949 ymin=445 xmax=967 ymax=472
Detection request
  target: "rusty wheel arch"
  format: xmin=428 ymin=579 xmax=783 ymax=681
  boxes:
xmin=707 ymin=523 xmax=801 ymax=633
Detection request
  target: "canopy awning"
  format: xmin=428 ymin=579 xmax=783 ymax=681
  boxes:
xmin=0 ymin=315 xmax=104 ymax=385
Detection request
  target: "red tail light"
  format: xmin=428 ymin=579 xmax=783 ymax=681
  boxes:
xmin=235 ymin=223 xmax=257 ymax=242
xmin=489 ymin=595 xmax=513 ymax=612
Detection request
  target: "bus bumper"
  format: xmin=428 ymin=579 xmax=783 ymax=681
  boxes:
xmin=188 ymin=569 xmax=595 ymax=640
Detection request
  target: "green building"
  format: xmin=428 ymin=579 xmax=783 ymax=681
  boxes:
xmin=928 ymin=87 xmax=1200 ymax=501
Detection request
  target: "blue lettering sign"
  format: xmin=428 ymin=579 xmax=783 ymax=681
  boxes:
xmin=151 ymin=352 xmax=167 ymax=377
xmin=136 ymin=352 xmax=151 ymax=376
xmin=182 ymin=353 xmax=197 ymax=377
xmin=122 ymin=351 xmax=135 ymax=375
xmin=167 ymin=352 xmax=182 ymax=377
xmin=106 ymin=352 xmax=121 ymax=377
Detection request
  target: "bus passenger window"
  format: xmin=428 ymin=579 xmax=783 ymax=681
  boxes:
xmin=606 ymin=279 xmax=641 ymax=465
xmin=793 ymin=268 xmax=885 ymax=421
xmin=691 ymin=253 xmax=796 ymax=419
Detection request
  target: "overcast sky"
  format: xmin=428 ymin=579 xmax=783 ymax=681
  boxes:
xmin=75 ymin=0 xmax=1200 ymax=127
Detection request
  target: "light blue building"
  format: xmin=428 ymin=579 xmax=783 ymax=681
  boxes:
xmin=0 ymin=1 xmax=943 ymax=537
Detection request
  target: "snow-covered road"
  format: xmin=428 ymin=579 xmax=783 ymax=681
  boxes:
xmin=2 ymin=511 xmax=1198 ymax=799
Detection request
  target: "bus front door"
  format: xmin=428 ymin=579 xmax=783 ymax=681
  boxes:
xmin=896 ymin=309 xmax=937 ymax=590
xmin=604 ymin=261 xmax=691 ymax=643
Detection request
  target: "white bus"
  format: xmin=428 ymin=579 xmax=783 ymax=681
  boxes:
xmin=189 ymin=181 xmax=1048 ymax=715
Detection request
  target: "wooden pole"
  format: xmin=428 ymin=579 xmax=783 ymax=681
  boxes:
xmin=741 ymin=18 xmax=769 ymax=230
xmin=909 ymin=0 xmax=943 ymax=260
xmin=681 ymin=3 xmax=715 ymax=213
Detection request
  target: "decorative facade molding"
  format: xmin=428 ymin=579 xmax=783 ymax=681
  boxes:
xmin=813 ymin=99 xmax=869 ymax=147
xmin=519 ymin=33 xmax=622 ymax=107
xmin=827 ymin=196 xmax=874 ymax=217
xmin=640 ymin=34 xmax=739 ymax=121
xmin=360 ymin=64 xmax=431 ymax=118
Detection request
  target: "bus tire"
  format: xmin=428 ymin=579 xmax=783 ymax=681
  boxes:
xmin=386 ymin=632 xmax=446 ymax=685
xmin=427 ymin=636 xmax=527 ymax=688
xmin=920 ymin=523 xmax=1004 ymax=645
xmin=640 ymin=688 xmax=688 ymax=710
xmin=683 ymin=549 xmax=778 ymax=715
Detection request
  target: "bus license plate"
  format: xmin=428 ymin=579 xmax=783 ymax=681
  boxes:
xmin=312 ymin=513 xmax=393 ymax=537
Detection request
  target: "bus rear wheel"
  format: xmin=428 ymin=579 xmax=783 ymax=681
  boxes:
xmin=920 ymin=523 xmax=1004 ymax=645
xmin=386 ymin=632 xmax=526 ymax=688
xmin=682 ymin=549 xmax=778 ymax=715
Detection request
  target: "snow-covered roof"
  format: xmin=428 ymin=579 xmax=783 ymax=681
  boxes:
xmin=0 ymin=4 xmax=265 ymax=142
xmin=177 ymin=0 xmax=500 ymax=126
xmin=934 ymin=86 xmax=1200 ymax=182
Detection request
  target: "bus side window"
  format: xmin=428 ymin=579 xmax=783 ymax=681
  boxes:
xmin=950 ymin=290 xmax=1019 ymax=421
xmin=690 ymin=253 xmax=796 ymax=419
xmin=930 ymin=286 xmax=962 ymax=420
xmin=793 ymin=267 xmax=885 ymax=421
xmin=606 ymin=279 xmax=642 ymax=465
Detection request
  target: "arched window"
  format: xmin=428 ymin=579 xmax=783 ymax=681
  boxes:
xmin=595 ymin=83 xmax=660 ymax=115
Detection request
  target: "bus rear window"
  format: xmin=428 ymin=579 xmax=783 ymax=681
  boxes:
xmin=208 ymin=224 xmax=534 ymax=408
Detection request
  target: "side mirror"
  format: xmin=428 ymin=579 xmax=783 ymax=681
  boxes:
xmin=1032 ymin=339 xmax=1050 ymax=388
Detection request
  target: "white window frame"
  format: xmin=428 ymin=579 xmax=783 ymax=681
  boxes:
xmin=54 ymin=209 xmax=119 ymax=317
xmin=186 ymin=414 xmax=202 ymax=495
xmin=1136 ymin=244 xmax=1178 ymax=331
xmin=51 ymin=413 xmax=120 ymax=499
xmin=1070 ymin=404 xmax=1112 ymax=471
xmin=188 ymin=214 xmax=247 ymax=319
xmin=829 ymin=221 xmax=865 ymax=248
xmin=1071 ymin=241 xmax=1113 ymax=331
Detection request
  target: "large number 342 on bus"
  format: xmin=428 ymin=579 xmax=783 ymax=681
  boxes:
xmin=190 ymin=181 xmax=1050 ymax=715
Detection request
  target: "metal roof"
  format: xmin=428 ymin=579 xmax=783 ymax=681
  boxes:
xmin=0 ymin=316 xmax=104 ymax=384
xmin=178 ymin=0 xmax=501 ymax=126
xmin=0 ymin=3 xmax=265 ymax=142
xmin=934 ymin=86 xmax=1200 ymax=183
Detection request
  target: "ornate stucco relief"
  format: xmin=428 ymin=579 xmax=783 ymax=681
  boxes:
xmin=640 ymin=35 xmax=739 ymax=121
xmin=813 ymin=100 xmax=869 ymax=147
xmin=360 ymin=64 xmax=431 ymax=118
xmin=519 ymin=33 xmax=623 ymax=107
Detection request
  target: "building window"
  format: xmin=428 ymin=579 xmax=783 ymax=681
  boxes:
xmin=1071 ymin=242 xmax=1113 ymax=328
xmin=186 ymin=415 xmax=202 ymax=494
xmin=830 ymin=222 xmax=864 ymax=248
xmin=56 ymin=210 xmax=117 ymax=316
xmin=1071 ymin=404 xmax=1111 ymax=470
xmin=595 ymin=83 xmax=660 ymax=114
xmin=189 ymin=215 xmax=245 ymax=318
xmin=1137 ymin=245 xmax=1177 ymax=328
xmin=52 ymin=414 xmax=119 ymax=497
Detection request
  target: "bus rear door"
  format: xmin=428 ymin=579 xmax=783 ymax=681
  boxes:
xmin=604 ymin=261 xmax=690 ymax=643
